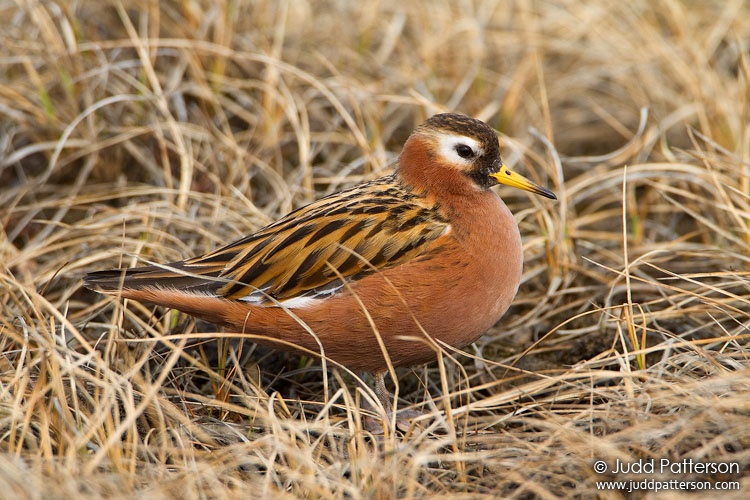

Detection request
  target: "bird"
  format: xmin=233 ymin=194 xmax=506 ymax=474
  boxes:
xmin=84 ymin=113 xmax=556 ymax=428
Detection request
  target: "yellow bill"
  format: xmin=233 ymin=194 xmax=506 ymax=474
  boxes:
xmin=490 ymin=167 xmax=557 ymax=200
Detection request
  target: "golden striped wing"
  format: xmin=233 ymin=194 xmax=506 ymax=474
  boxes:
xmin=182 ymin=174 xmax=449 ymax=302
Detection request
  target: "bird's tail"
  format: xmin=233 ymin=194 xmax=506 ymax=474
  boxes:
xmin=83 ymin=262 xmax=246 ymax=328
xmin=83 ymin=261 xmax=224 ymax=295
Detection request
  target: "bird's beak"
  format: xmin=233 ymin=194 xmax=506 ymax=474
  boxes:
xmin=490 ymin=166 xmax=557 ymax=200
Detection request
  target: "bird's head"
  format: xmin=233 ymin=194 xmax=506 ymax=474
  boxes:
xmin=399 ymin=113 xmax=557 ymax=200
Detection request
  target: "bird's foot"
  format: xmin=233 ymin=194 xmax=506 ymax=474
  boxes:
xmin=363 ymin=407 xmax=422 ymax=434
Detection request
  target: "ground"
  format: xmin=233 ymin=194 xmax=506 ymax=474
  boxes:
xmin=1 ymin=1 xmax=749 ymax=498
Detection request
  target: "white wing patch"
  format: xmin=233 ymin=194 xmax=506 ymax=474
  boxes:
xmin=277 ymin=296 xmax=322 ymax=309
xmin=237 ymin=283 xmax=344 ymax=308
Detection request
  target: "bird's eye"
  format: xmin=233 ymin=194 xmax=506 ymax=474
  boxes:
xmin=455 ymin=144 xmax=475 ymax=159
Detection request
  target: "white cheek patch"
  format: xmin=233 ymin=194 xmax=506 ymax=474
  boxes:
xmin=436 ymin=135 xmax=484 ymax=167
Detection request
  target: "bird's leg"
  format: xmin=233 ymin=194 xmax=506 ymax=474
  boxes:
xmin=373 ymin=371 xmax=392 ymax=414
xmin=360 ymin=371 xmax=421 ymax=433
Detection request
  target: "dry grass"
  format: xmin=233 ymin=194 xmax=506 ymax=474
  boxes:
xmin=1 ymin=0 xmax=750 ymax=498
